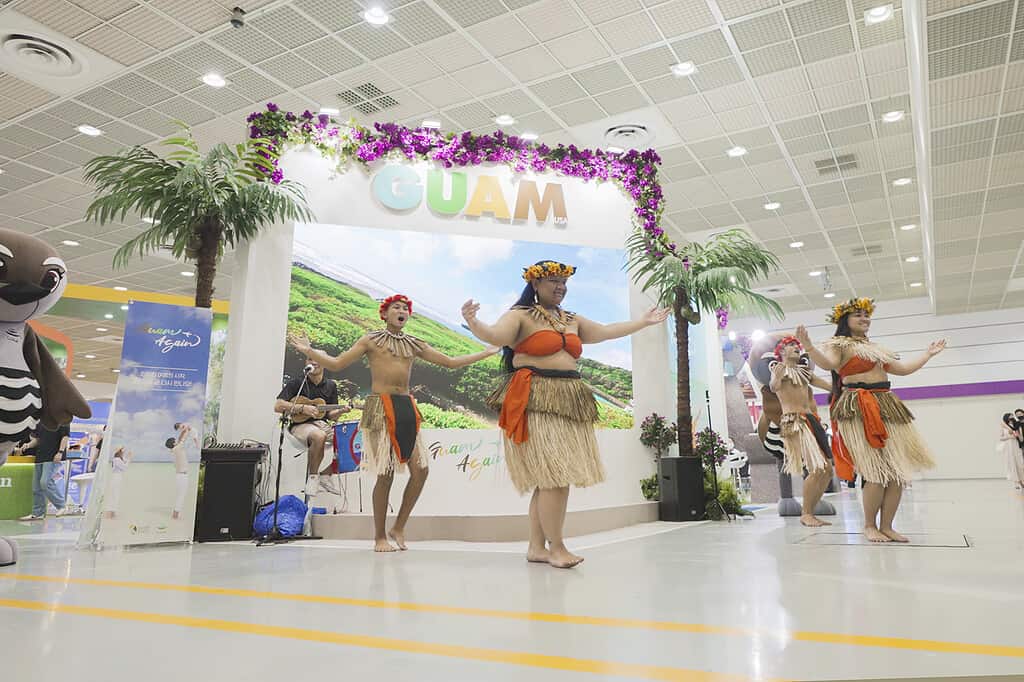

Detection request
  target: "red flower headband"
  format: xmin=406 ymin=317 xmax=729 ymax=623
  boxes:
xmin=379 ymin=294 xmax=413 ymax=320
xmin=774 ymin=336 xmax=802 ymax=360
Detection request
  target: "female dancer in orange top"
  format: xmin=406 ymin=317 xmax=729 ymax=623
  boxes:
xmin=462 ymin=261 xmax=667 ymax=568
xmin=796 ymin=298 xmax=945 ymax=542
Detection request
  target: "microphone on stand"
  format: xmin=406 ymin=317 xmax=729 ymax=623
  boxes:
xmin=303 ymin=363 xmax=315 ymax=374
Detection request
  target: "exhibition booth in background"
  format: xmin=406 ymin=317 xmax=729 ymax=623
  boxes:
xmin=216 ymin=148 xmax=727 ymax=540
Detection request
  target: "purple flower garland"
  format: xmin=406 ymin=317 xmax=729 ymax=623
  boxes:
xmin=244 ymin=102 xmax=673 ymax=256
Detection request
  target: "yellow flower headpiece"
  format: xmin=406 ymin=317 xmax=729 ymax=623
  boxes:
xmin=827 ymin=297 xmax=875 ymax=324
xmin=522 ymin=261 xmax=576 ymax=282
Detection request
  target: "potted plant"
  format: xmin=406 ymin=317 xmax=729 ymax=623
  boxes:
xmin=83 ymin=126 xmax=314 ymax=309
xmin=627 ymin=229 xmax=782 ymax=517
xmin=638 ymin=413 xmax=677 ymax=500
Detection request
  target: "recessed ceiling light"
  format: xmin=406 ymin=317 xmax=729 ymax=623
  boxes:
xmin=96 ymin=327 xmax=108 ymax=332
xmin=112 ymin=369 xmax=120 ymax=373
xmin=0 ymin=169 xmax=4 ymax=175
xmin=363 ymin=6 xmax=390 ymax=24
xmin=671 ymin=61 xmax=696 ymax=77
xmin=824 ymin=293 xmax=836 ymax=299
xmin=910 ymin=281 xmax=923 ymax=287
xmin=809 ymin=270 xmax=822 ymax=277
xmin=882 ymin=110 xmax=904 ymax=123
xmin=77 ymin=124 xmax=103 ymax=136
xmin=900 ymin=223 xmax=917 ymax=231
xmin=76 ymin=374 xmax=86 ymax=379
xmin=104 ymin=313 xmax=114 ymax=319
xmin=113 ymin=286 xmax=128 ymax=291
xmin=201 ymin=73 xmax=226 ymax=88
xmin=893 ymin=177 xmax=912 ymax=186
xmin=141 ymin=216 xmax=159 ymax=224
xmin=864 ymin=4 xmax=894 ymax=24
xmin=120 ymin=305 xmax=129 ymax=311
xmin=494 ymin=114 xmax=515 ymax=126
xmin=789 ymin=241 xmax=804 ymax=248
xmin=61 ymin=240 xmax=80 ymax=246
xmin=520 ymin=132 xmax=538 ymax=141
xmin=318 ymin=107 xmax=340 ymax=115
xmin=181 ymin=271 xmax=195 ymax=277
xmin=905 ymin=255 xmax=920 ymax=263
xmin=84 ymin=354 xmax=96 ymax=359
xmin=727 ymin=331 xmax=737 ymax=341
xmin=751 ymin=329 xmax=765 ymax=341
xmin=726 ymin=146 xmax=747 ymax=158
xmin=607 ymin=146 xmax=624 ymax=154
xmin=421 ymin=120 xmax=441 ymax=129
xmin=763 ymin=201 xmax=781 ymax=210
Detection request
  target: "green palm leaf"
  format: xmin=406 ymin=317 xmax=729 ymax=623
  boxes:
xmin=83 ymin=126 xmax=314 ymax=308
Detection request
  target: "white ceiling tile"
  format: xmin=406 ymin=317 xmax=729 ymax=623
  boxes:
xmin=337 ymin=23 xmax=411 ymax=60
xmin=717 ymin=0 xmax=781 ymax=20
xmin=703 ymin=81 xmax=756 ymax=112
xmin=111 ymin=5 xmax=193 ymax=50
xmin=754 ymin=67 xmax=811 ymax=99
xmin=660 ymin=94 xmax=713 ymax=120
xmin=452 ymin=62 xmax=515 ymax=96
xmin=292 ymin=0 xmax=362 ymax=32
xmin=930 ymin=93 xmax=1001 ymax=127
xmin=861 ymin=41 xmax=908 ymax=75
xmin=575 ymin=0 xmax=642 ymax=24
xmin=596 ymin=12 xmax=662 ymax=53
xmin=546 ymin=29 xmax=610 ymax=69
xmin=622 ymin=45 xmax=675 ymax=82
xmin=743 ymin=41 xmax=801 ymax=77
xmin=766 ymin=91 xmax=819 ymax=121
xmin=815 ymin=81 xmax=868 ymax=110
xmin=503 ymin=45 xmax=562 ymax=81
xmin=482 ymin=90 xmax=541 ymax=117
xmin=717 ymin=105 xmax=767 ymax=132
xmin=676 ymin=115 xmax=725 ymax=141
xmin=77 ymin=23 xmax=157 ymax=65
xmin=749 ymin=159 xmax=798 ymax=191
xmin=552 ymin=98 xmax=606 ymax=125
xmin=805 ymin=54 xmax=860 ymax=89
xmin=17 ymin=0 xmax=103 ymax=37
xmin=594 ymin=86 xmax=648 ymax=115
xmin=530 ymin=75 xmax=587 ymax=106
xmin=150 ymin=0 xmax=226 ymax=32
xmin=650 ymin=0 xmax=716 ymax=37
xmin=572 ymin=61 xmax=632 ymax=95
xmin=643 ymin=74 xmax=697 ymax=102
xmin=421 ymin=32 xmax=488 ymax=71
xmin=518 ymin=0 xmax=587 ymax=42
xmin=412 ymin=75 xmax=473 ymax=108
xmin=468 ymin=15 xmax=537 ymax=56
xmin=390 ymin=1 xmax=456 ymax=45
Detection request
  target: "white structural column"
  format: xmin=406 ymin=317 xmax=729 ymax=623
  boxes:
xmin=218 ymin=219 xmax=295 ymax=443
xmin=904 ymin=0 xmax=937 ymax=313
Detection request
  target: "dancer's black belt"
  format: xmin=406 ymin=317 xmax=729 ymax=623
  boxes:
xmin=513 ymin=366 xmax=581 ymax=379
xmin=843 ymin=381 xmax=891 ymax=390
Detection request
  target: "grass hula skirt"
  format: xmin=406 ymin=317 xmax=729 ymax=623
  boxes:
xmin=359 ymin=393 xmax=429 ymax=475
xmin=779 ymin=413 xmax=831 ymax=476
xmin=487 ymin=370 xmax=603 ymax=495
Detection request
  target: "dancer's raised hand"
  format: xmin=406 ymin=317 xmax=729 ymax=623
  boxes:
xmin=461 ymin=299 xmax=481 ymax=323
xmin=643 ymin=307 xmax=670 ymax=325
xmin=927 ymin=339 xmax=947 ymax=356
xmin=288 ymin=332 xmax=312 ymax=355
xmin=795 ymin=325 xmax=811 ymax=347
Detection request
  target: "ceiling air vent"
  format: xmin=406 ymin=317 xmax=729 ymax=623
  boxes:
xmin=337 ymin=83 xmax=398 ymax=115
xmin=604 ymin=124 xmax=651 ymax=148
xmin=815 ymin=153 xmax=857 ymax=175
xmin=850 ymin=244 xmax=884 ymax=257
xmin=2 ymin=33 xmax=81 ymax=77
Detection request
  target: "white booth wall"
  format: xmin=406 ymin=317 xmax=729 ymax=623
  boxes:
xmin=217 ymin=149 xmax=724 ymax=515
xmin=730 ymin=298 xmax=1024 ymax=480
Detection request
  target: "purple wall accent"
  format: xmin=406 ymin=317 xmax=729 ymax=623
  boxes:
xmin=813 ymin=380 xmax=1024 ymax=405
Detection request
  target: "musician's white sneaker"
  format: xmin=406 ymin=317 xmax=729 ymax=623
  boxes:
xmin=318 ymin=474 xmax=342 ymax=496
xmin=305 ymin=474 xmax=320 ymax=497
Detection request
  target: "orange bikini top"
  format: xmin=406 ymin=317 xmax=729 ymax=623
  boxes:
xmin=514 ymin=330 xmax=583 ymax=359
xmin=838 ymin=356 xmax=890 ymax=378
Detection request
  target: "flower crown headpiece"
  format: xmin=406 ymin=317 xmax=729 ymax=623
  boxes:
xmin=774 ymin=336 xmax=803 ymax=361
xmin=522 ymin=261 xmax=576 ymax=282
xmin=379 ymin=294 xmax=413 ymax=320
xmin=827 ymin=297 xmax=875 ymax=324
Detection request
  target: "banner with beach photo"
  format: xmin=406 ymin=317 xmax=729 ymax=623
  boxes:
xmin=78 ymin=301 xmax=212 ymax=548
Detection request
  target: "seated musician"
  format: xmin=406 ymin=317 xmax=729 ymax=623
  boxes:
xmin=274 ymin=358 xmax=346 ymax=496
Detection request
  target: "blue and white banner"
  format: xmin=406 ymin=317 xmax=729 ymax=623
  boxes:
xmin=79 ymin=301 xmax=212 ymax=548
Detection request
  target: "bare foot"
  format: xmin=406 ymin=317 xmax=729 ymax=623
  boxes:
xmin=374 ymin=538 xmax=398 ymax=552
xmin=388 ymin=529 xmax=408 ymax=551
xmin=864 ymin=527 xmax=891 ymax=543
xmin=547 ymin=547 xmax=584 ymax=569
xmin=800 ymin=513 xmax=831 ymax=527
xmin=526 ymin=545 xmax=550 ymax=563
xmin=881 ymin=528 xmax=909 ymax=543
xmin=171 ymin=511 xmax=180 ymax=520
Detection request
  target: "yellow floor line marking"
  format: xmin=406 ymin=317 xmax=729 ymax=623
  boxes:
xmin=0 ymin=598 xmax=766 ymax=682
xmin=3 ymin=573 xmax=1023 ymax=659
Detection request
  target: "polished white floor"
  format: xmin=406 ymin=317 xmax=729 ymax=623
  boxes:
xmin=2 ymin=479 xmax=1023 ymax=681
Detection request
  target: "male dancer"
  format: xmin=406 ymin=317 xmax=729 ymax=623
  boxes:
xmin=769 ymin=336 xmax=835 ymax=527
xmin=169 ymin=423 xmax=199 ymax=520
xmin=289 ymin=294 xmax=497 ymax=552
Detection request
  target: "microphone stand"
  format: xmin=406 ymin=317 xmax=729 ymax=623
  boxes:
xmin=705 ymin=390 xmax=731 ymax=522
xmin=256 ymin=365 xmax=320 ymax=546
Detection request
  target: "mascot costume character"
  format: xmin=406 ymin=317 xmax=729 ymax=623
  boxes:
xmin=0 ymin=229 xmax=91 ymax=566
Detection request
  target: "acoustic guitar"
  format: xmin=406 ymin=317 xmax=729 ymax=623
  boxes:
xmin=288 ymin=396 xmax=352 ymax=424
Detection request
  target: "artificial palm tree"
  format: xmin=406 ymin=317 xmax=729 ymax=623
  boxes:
xmin=627 ymin=228 xmax=783 ymax=458
xmin=84 ymin=127 xmax=314 ymax=308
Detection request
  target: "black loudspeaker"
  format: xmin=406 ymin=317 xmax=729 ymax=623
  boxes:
xmin=195 ymin=445 xmax=265 ymax=542
xmin=659 ymin=456 xmax=705 ymax=522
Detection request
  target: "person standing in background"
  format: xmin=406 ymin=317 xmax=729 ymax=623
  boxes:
xmin=19 ymin=423 xmax=71 ymax=520
xmin=1014 ymin=409 xmax=1024 ymax=454
xmin=1002 ymin=413 xmax=1024 ymax=490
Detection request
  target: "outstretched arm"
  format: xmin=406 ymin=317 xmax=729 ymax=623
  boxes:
xmin=809 ymin=373 xmax=832 ymax=392
xmin=887 ymin=340 xmax=946 ymax=376
xmin=289 ymin=333 xmax=367 ymax=372
xmin=419 ymin=344 xmax=500 ymax=369
xmin=768 ymin=362 xmax=783 ymax=393
xmin=576 ymin=307 xmax=669 ymax=344
xmin=461 ymin=301 xmax=522 ymax=347
xmin=795 ymin=326 xmax=841 ymax=371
